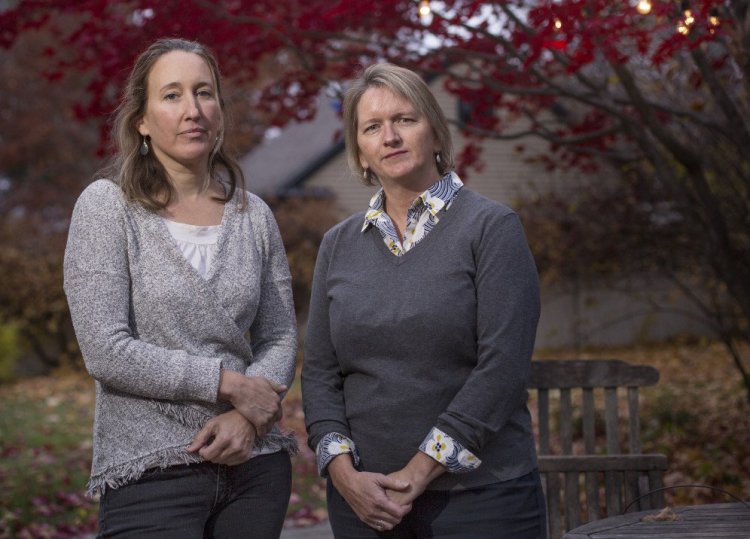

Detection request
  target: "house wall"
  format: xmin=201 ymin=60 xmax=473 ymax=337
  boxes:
xmin=300 ymin=81 xmax=712 ymax=350
xmin=304 ymin=152 xmax=371 ymax=216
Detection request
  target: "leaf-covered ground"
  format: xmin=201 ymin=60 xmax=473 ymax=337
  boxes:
xmin=0 ymin=368 xmax=328 ymax=538
xmin=538 ymin=339 xmax=750 ymax=506
xmin=0 ymin=339 xmax=747 ymax=537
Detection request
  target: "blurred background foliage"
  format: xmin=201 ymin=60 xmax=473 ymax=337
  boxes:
xmin=1 ymin=1 xmax=749 ymax=536
xmin=0 ymin=28 xmax=340 ymax=379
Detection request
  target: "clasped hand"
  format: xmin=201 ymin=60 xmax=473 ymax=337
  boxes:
xmin=218 ymin=370 xmax=286 ymax=436
xmin=329 ymin=451 xmax=444 ymax=531
xmin=328 ymin=456 xmax=417 ymax=532
xmin=189 ymin=371 xmax=286 ymax=465
xmin=187 ymin=409 xmax=256 ymax=465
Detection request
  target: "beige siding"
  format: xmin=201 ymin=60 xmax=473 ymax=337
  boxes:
xmin=306 ymin=152 xmax=376 ymax=218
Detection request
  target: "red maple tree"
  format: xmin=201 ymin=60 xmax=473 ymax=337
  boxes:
xmin=2 ymin=0 xmax=749 ymax=395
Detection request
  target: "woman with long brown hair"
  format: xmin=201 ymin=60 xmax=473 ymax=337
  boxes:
xmin=64 ymin=38 xmax=297 ymax=537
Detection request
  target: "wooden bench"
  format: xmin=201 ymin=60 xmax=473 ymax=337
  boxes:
xmin=529 ymin=359 xmax=668 ymax=539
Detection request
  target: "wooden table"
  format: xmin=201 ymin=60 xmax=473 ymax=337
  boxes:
xmin=562 ymin=502 xmax=750 ymax=538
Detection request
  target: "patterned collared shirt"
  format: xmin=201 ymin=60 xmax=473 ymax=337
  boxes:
xmin=315 ymin=171 xmax=482 ymax=477
xmin=362 ymin=171 xmax=464 ymax=256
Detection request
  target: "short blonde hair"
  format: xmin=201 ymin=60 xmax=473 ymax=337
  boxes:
xmin=342 ymin=63 xmax=454 ymax=186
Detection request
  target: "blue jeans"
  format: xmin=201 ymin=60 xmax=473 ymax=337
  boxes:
xmin=98 ymin=451 xmax=292 ymax=538
xmin=327 ymin=469 xmax=547 ymax=539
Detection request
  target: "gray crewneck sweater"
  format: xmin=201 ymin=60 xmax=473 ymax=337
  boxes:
xmin=302 ymin=189 xmax=540 ymax=490
xmin=64 ymin=179 xmax=297 ymax=495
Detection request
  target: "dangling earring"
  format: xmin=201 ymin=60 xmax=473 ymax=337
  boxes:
xmin=139 ymin=136 xmax=149 ymax=156
xmin=435 ymin=152 xmax=442 ymax=165
xmin=363 ymin=168 xmax=369 ymax=181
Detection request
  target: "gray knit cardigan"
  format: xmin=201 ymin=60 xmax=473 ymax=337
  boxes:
xmin=63 ymin=179 xmax=297 ymax=495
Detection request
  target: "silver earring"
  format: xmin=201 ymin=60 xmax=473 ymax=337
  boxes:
xmin=139 ymin=137 xmax=149 ymax=156
xmin=435 ymin=152 xmax=442 ymax=165
xmin=363 ymin=168 xmax=369 ymax=181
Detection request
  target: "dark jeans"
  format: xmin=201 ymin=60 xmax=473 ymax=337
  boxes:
xmin=327 ymin=469 xmax=547 ymax=539
xmin=98 ymin=451 xmax=292 ymax=538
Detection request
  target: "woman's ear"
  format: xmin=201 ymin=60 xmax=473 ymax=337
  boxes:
xmin=137 ymin=118 xmax=148 ymax=137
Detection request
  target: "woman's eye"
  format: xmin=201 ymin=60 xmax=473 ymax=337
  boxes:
xmin=363 ymin=124 xmax=378 ymax=133
xmin=197 ymin=89 xmax=213 ymax=98
xmin=164 ymin=93 xmax=179 ymax=101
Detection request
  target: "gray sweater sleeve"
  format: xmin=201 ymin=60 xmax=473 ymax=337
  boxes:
xmin=436 ymin=212 xmax=540 ymax=452
xmin=301 ymin=227 xmax=351 ymax=449
xmin=63 ymin=180 xmax=222 ymax=403
xmin=244 ymin=198 xmax=297 ymax=389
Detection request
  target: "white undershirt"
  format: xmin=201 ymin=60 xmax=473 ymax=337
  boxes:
xmin=162 ymin=219 xmax=220 ymax=278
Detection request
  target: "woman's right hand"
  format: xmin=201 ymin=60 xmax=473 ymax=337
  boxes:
xmin=218 ymin=370 xmax=286 ymax=436
xmin=187 ymin=409 xmax=257 ymax=465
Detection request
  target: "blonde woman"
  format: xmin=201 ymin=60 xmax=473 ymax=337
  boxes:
xmin=302 ymin=64 xmax=546 ymax=538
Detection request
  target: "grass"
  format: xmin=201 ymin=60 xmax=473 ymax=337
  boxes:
xmin=0 ymin=370 xmax=98 ymax=538
xmin=0 ymin=366 xmax=328 ymax=538
xmin=0 ymin=339 xmax=748 ymax=537
xmin=280 ymin=372 xmax=329 ymax=528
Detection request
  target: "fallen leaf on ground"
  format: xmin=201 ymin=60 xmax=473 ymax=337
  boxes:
xmin=641 ymin=507 xmax=679 ymax=522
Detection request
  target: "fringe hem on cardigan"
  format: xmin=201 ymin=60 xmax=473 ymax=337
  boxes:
xmin=256 ymin=431 xmax=299 ymax=455
xmin=87 ymin=446 xmax=204 ymax=497
xmin=87 ymin=433 xmax=299 ymax=497
xmin=152 ymin=399 xmax=299 ymax=454
xmin=86 ymin=411 xmax=299 ymax=497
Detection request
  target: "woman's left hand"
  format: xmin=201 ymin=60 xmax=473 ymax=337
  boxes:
xmin=386 ymin=452 xmax=446 ymax=506
xmin=187 ymin=410 xmax=256 ymax=465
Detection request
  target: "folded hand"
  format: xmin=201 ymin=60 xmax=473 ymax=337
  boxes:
xmin=218 ymin=371 xmax=286 ymax=436
xmin=328 ymin=456 xmax=411 ymax=532
xmin=187 ymin=409 xmax=256 ymax=465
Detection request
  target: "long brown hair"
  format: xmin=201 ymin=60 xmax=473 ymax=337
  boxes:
xmin=99 ymin=38 xmax=245 ymax=210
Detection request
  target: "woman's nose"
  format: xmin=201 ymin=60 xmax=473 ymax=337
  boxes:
xmin=383 ymin=123 xmax=401 ymax=145
xmin=184 ymin=95 xmax=201 ymax=118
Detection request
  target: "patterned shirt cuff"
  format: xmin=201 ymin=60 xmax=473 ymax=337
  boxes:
xmin=316 ymin=432 xmax=361 ymax=477
xmin=419 ymin=426 xmax=481 ymax=473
